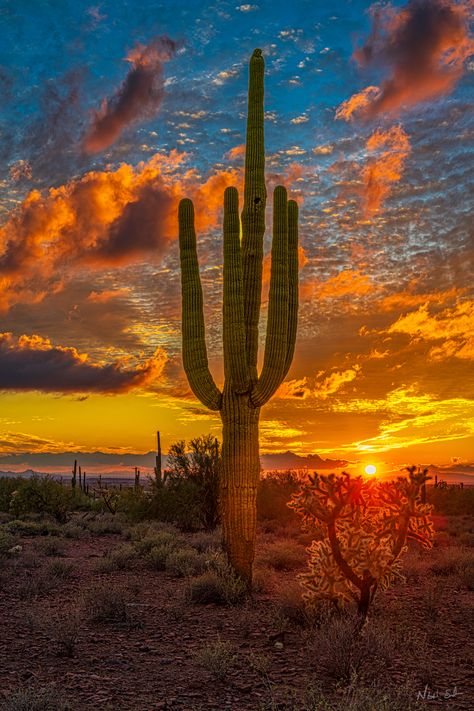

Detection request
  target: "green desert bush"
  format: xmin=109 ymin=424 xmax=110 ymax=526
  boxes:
xmin=7 ymin=477 xmax=72 ymax=523
xmin=95 ymin=543 xmax=138 ymax=572
xmin=0 ymin=529 xmax=18 ymax=557
xmin=4 ymin=519 xmax=61 ymax=537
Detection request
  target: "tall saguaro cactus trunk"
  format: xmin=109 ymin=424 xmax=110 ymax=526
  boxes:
xmin=178 ymin=49 xmax=298 ymax=587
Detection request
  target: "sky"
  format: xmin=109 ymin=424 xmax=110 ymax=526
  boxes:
xmin=0 ymin=0 xmax=473 ymax=477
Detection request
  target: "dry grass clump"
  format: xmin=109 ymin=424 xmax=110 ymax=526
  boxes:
xmin=307 ymin=613 xmax=397 ymax=683
xmin=165 ymin=547 xmax=206 ymax=577
xmin=16 ymin=572 xmax=57 ymax=600
xmin=188 ymin=558 xmax=247 ymax=605
xmin=36 ymin=605 xmax=82 ymax=658
xmin=82 ymin=582 xmax=132 ymax=623
xmin=36 ymin=538 xmax=67 ymax=557
xmin=46 ymin=560 xmax=75 ymax=580
xmin=192 ymin=640 xmax=238 ymax=681
xmin=430 ymin=545 xmax=474 ymax=577
xmin=94 ymin=543 xmax=139 ymax=572
xmin=257 ymin=539 xmax=307 ymax=571
xmin=0 ymin=683 xmax=71 ymax=711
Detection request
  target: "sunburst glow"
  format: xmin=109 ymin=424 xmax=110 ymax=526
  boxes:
xmin=365 ymin=464 xmax=377 ymax=475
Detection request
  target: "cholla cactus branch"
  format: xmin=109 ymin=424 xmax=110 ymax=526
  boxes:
xmin=289 ymin=467 xmax=434 ymax=619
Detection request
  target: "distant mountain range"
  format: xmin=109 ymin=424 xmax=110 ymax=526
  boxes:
xmin=0 ymin=451 xmax=472 ymax=484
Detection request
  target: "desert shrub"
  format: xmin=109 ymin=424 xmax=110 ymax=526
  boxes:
xmin=133 ymin=529 xmax=180 ymax=554
xmin=290 ymin=468 xmax=434 ymax=619
xmin=47 ymin=560 xmax=75 ymax=580
xmin=61 ymin=522 xmax=87 ymax=539
xmin=165 ymin=435 xmax=221 ymax=531
xmin=16 ymin=573 xmax=56 ymax=600
xmin=257 ymin=540 xmax=307 ymax=571
xmin=0 ymin=529 xmax=18 ymax=557
xmin=427 ymin=486 xmax=474 ymax=515
xmin=95 ymin=543 xmax=138 ymax=572
xmin=5 ymin=520 xmax=61 ymax=537
xmin=36 ymin=538 xmax=66 ymax=557
xmin=83 ymin=514 xmax=124 ymax=535
xmin=188 ymin=530 xmax=221 ymax=553
xmin=146 ymin=543 xmax=175 ymax=570
xmin=0 ymin=683 xmax=71 ymax=711
xmin=189 ymin=557 xmax=247 ymax=605
xmin=8 ymin=477 xmax=72 ymax=523
xmin=37 ymin=606 xmax=82 ymax=658
xmin=308 ymin=613 xmax=397 ymax=683
xmin=193 ymin=640 xmax=238 ymax=681
xmin=430 ymin=546 xmax=474 ymax=576
xmin=0 ymin=477 xmax=21 ymax=512
xmin=83 ymin=582 xmax=131 ymax=623
xmin=165 ymin=547 xmax=206 ymax=577
xmin=272 ymin=580 xmax=321 ymax=628
xmin=257 ymin=471 xmax=304 ymax=524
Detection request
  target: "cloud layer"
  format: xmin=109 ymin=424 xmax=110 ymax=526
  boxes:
xmin=0 ymin=332 xmax=166 ymax=393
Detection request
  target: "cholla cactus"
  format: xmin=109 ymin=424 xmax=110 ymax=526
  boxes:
xmin=289 ymin=467 xmax=434 ymax=618
xmin=178 ymin=49 xmax=298 ymax=585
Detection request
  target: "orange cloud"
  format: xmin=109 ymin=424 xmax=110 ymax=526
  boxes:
xmin=0 ymin=332 xmax=167 ymax=393
xmin=380 ymin=286 xmax=463 ymax=311
xmin=362 ymin=125 xmax=411 ymax=214
xmin=275 ymin=377 xmax=312 ymax=399
xmin=225 ymin=144 xmax=245 ymax=161
xmin=83 ymin=37 xmax=176 ymax=153
xmin=0 ymin=151 xmax=242 ymax=312
xmin=335 ymin=86 xmax=381 ymax=122
xmin=301 ymin=269 xmax=375 ymax=301
xmin=314 ymin=366 xmax=361 ymax=399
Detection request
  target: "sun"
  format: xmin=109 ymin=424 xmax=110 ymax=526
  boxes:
xmin=365 ymin=464 xmax=377 ymax=475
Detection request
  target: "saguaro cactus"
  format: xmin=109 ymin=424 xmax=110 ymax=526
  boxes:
xmin=178 ymin=49 xmax=298 ymax=585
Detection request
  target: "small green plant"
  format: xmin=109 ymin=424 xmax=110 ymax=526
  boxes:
xmin=289 ymin=467 xmax=434 ymax=619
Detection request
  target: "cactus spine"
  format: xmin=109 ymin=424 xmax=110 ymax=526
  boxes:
xmin=178 ymin=49 xmax=298 ymax=586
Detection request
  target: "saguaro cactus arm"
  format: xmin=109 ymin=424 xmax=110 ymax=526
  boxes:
xmin=223 ymin=187 xmax=250 ymax=393
xmin=178 ymin=198 xmax=222 ymax=411
xmin=251 ymin=185 xmax=290 ymax=407
xmin=283 ymin=199 xmax=299 ymax=378
xmin=241 ymin=49 xmax=266 ymax=378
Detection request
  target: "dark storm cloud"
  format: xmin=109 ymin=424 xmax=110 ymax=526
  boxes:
xmin=0 ymin=333 xmax=166 ymax=394
xmin=83 ymin=36 xmax=177 ymax=153
xmin=355 ymin=0 xmax=473 ymax=118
